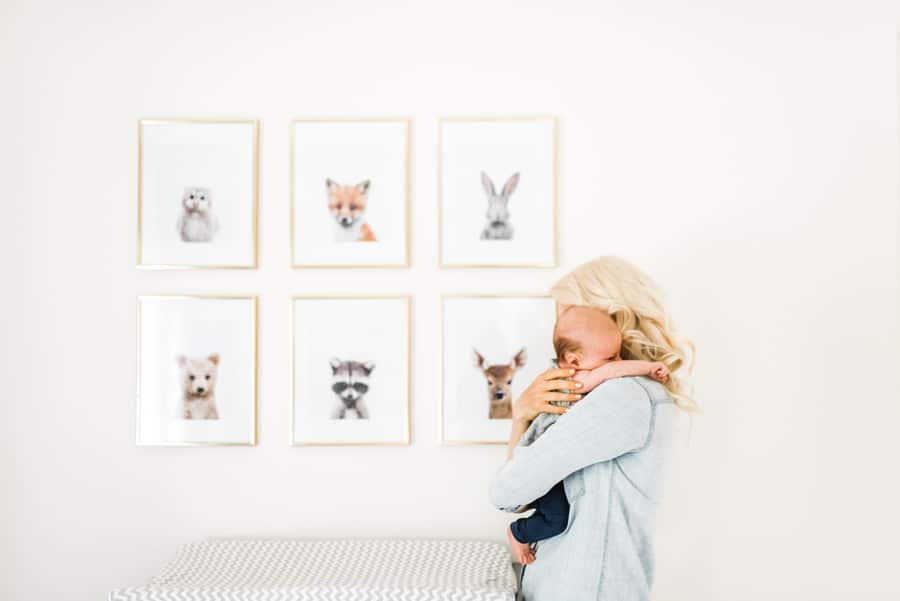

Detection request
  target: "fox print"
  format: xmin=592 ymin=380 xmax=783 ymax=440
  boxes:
xmin=326 ymin=179 xmax=377 ymax=243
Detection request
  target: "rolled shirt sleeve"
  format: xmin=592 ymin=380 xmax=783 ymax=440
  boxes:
xmin=489 ymin=377 xmax=653 ymax=512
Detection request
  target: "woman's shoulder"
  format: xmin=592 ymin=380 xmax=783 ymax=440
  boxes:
xmin=557 ymin=376 xmax=661 ymax=460
xmin=589 ymin=374 xmax=669 ymax=399
xmin=579 ymin=375 xmax=671 ymax=414
xmin=627 ymin=375 xmax=675 ymax=404
xmin=567 ymin=377 xmax=643 ymax=418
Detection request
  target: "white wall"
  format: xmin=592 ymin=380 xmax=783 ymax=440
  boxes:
xmin=2 ymin=2 xmax=899 ymax=600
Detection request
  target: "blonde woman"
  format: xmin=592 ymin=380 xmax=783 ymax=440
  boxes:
xmin=489 ymin=256 xmax=695 ymax=601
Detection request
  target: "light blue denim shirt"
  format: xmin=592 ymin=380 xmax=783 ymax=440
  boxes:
xmin=489 ymin=376 xmax=675 ymax=601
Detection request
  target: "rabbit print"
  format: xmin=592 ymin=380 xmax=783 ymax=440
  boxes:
xmin=479 ymin=172 xmax=519 ymax=240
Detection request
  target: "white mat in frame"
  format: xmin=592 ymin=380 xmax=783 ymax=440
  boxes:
xmin=291 ymin=118 xmax=410 ymax=268
xmin=439 ymin=116 xmax=557 ymax=268
xmin=136 ymin=295 xmax=257 ymax=446
xmin=138 ymin=119 xmax=259 ymax=269
xmin=441 ymin=294 xmax=556 ymax=444
xmin=291 ymin=295 xmax=411 ymax=445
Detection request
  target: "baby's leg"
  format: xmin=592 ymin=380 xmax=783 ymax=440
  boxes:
xmin=507 ymin=481 xmax=569 ymax=564
xmin=515 ymin=481 xmax=569 ymax=541
xmin=506 ymin=524 xmax=535 ymax=565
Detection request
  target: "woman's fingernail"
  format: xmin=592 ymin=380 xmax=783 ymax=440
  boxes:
xmin=569 ymin=369 xmax=575 ymax=374
xmin=576 ymin=382 xmax=583 ymax=387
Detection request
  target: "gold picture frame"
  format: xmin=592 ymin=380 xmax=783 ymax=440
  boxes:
xmin=440 ymin=292 xmax=556 ymax=445
xmin=290 ymin=294 xmax=411 ymax=446
xmin=137 ymin=118 xmax=260 ymax=270
xmin=135 ymin=295 xmax=258 ymax=446
xmin=290 ymin=117 xmax=412 ymax=268
xmin=438 ymin=115 xmax=559 ymax=268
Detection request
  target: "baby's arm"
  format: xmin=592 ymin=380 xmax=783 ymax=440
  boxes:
xmin=574 ymin=360 xmax=669 ymax=392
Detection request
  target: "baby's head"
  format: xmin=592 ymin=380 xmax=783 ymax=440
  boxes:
xmin=553 ymin=305 xmax=622 ymax=371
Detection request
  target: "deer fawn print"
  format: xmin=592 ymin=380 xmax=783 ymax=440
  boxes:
xmin=479 ymin=172 xmax=520 ymax=241
xmin=473 ymin=348 xmax=527 ymax=419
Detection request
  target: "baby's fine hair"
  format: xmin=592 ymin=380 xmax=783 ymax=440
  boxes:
xmin=552 ymin=330 xmax=580 ymax=363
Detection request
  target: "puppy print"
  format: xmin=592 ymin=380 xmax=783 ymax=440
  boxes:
xmin=326 ymin=179 xmax=377 ymax=243
xmin=177 ymin=187 xmax=219 ymax=242
xmin=177 ymin=353 xmax=220 ymax=420
xmin=479 ymin=172 xmax=520 ymax=241
xmin=474 ymin=347 xmax=527 ymax=419
xmin=329 ymin=357 xmax=374 ymax=419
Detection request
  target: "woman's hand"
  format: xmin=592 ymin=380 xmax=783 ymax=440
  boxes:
xmin=511 ymin=367 xmax=584 ymax=424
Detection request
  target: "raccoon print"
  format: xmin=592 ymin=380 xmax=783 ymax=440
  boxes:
xmin=329 ymin=357 xmax=374 ymax=419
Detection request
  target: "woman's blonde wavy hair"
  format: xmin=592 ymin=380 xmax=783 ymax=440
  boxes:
xmin=549 ymin=256 xmax=698 ymax=412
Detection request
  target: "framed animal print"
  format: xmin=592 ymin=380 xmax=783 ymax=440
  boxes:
xmin=441 ymin=294 xmax=555 ymax=444
xmin=136 ymin=295 xmax=257 ymax=446
xmin=138 ymin=119 xmax=259 ymax=269
xmin=291 ymin=295 xmax=410 ymax=445
xmin=439 ymin=116 xmax=557 ymax=268
xmin=291 ymin=118 xmax=410 ymax=268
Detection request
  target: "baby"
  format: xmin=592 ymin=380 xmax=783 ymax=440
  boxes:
xmin=506 ymin=305 xmax=669 ymax=565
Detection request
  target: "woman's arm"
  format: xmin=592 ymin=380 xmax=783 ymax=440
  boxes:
xmin=489 ymin=377 xmax=653 ymax=512
xmin=506 ymin=418 xmax=530 ymax=460
xmin=505 ymin=367 xmax=584 ymax=458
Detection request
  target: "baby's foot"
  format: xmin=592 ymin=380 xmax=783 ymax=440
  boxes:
xmin=649 ymin=362 xmax=669 ymax=384
xmin=507 ymin=525 xmax=535 ymax=565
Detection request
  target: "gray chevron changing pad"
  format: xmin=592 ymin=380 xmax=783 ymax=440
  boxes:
xmin=109 ymin=538 xmax=517 ymax=600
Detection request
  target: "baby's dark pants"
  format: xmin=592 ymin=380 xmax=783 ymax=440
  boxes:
xmin=509 ymin=479 xmax=570 ymax=544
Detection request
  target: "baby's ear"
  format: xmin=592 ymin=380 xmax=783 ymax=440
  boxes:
xmin=207 ymin=353 xmax=220 ymax=365
xmin=563 ymin=351 xmax=580 ymax=368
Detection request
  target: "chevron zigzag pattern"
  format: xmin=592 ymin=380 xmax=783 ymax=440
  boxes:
xmin=108 ymin=538 xmax=517 ymax=601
